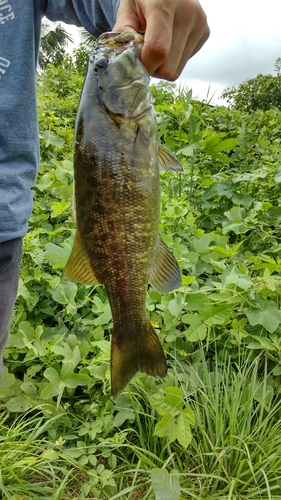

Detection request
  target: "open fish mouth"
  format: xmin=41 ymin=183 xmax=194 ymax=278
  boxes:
xmin=98 ymin=31 xmax=144 ymax=46
xmin=94 ymin=31 xmax=144 ymax=60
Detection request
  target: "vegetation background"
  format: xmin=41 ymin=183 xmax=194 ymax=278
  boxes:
xmin=1 ymin=26 xmax=281 ymax=499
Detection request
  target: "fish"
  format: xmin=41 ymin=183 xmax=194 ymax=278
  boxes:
xmin=65 ymin=31 xmax=183 ymax=397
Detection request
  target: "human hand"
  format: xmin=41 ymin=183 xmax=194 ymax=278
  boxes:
xmin=113 ymin=0 xmax=210 ymax=81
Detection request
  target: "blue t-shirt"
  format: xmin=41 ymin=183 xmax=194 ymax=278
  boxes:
xmin=0 ymin=1 xmax=119 ymax=243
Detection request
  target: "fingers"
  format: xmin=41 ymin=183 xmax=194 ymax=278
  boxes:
xmin=113 ymin=0 xmax=210 ymax=81
xmin=140 ymin=2 xmax=175 ymax=76
xmin=113 ymin=0 xmax=144 ymax=34
xmin=149 ymin=0 xmax=210 ymax=81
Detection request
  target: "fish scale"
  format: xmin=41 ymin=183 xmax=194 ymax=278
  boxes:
xmin=65 ymin=31 xmax=183 ymax=397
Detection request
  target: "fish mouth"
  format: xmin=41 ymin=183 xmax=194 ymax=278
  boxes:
xmin=99 ymin=31 xmax=144 ymax=47
xmin=97 ymin=31 xmax=144 ymax=58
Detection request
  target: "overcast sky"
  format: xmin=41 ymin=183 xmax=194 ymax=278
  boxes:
xmin=181 ymin=0 xmax=281 ymax=103
xmin=66 ymin=0 xmax=281 ymax=104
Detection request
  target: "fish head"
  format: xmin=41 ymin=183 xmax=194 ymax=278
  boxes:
xmin=88 ymin=31 xmax=153 ymax=120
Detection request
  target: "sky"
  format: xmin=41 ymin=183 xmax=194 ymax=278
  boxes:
xmin=181 ymin=0 xmax=281 ymax=103
xmin=66 ymin=0 xmax=281 ymax=105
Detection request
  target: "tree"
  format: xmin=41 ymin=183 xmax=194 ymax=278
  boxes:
xmin=222 ymin=58 xmax=281 ymax=112
xmin=39 ymin=21 xmax=73 ymax=68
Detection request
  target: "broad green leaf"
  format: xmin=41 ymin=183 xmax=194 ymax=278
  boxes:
xmin=266 ymin=206 xmax=281 ymax=219
xmin=17 ymin=278 xmax=31 ymax=300
xmin=41 ymin=272 xmax=61 ymax=290
xmin=261 ymin=268 xmax=277 ymax=291
xmin=176 ymin=408 xmax=195 ymax=447
xmin=163 ymin=386 xmax=183 ymax=410
xmin=188 ymin=114 xmax=200 ymax=142
xmin=246 ymin=302 xmax=281 ymax=333
xmin=0 ymin=371 xmax=21 ymax=398
xmin=192 ymin=233 xmax=211 ymax=254
xmin=41 ymin=449 xmax=60 ymax=461
xmin=36 ymin=172 xmax=53 ymax=192
xmin=177 ymin=143 xmax=199 ymax=156
xmin=273 ymin=365 xmax=281 ymax=376
xmin=181 ymin=275 xmax=196 ymax=286
xmin=51 ymin=281 xmax=78 ymax=315
xmin=222 ymin=221 xmax=247 ymax=235
xmin=40 ymin=380 xmax=65 ymax=401
xmin=167 ymin=296 xmax=184 ymax=317
xmin=51 ymin=344 xmax=81 ymax=367
xmin=41 ymin=129 xmax=64 ymax=147
xmin=221 ymin=265 xmax=253 ymax=290
xmin=248 ymin=335 xmax=275 ymax=350
xmin=184 ymin=292 xmax=207 ymax=311
xmin=154 ymin=412 xmax=177 ymax=441
xmin=51 ymin=200 xmax=71 ymax=217
xmin=44 ymin=367 xmax=60 ymax=384
xmin=212 ymin=137 xmax=239 ymax=152
xmin=149 ymin=392 xmax=166 ymax=412
xmin=182 ymin=313 xmax=207 ymax=341
xmin=62 ymin=159 xmax=73 ymax=172
xmin=113 ymin=409 xmax=135 ymax=427
xmin=94 ymin=304 xmax=112 ymax=325
xmin=44 ymin=242 xmax=71 ymax=268
xmin=151 ymin=469 xmax=181 ymax=500
xmin=19 ymin=320 xmax=34 ymax=342
xmin=20 ymin=381 xmax=37 ymax=398
xmin=5 ymin=395 xmax=32 ymax=413
xmin=78 ymin=421 xmax=103 ymax=439
xmin=201 ymin=304 xmax=233 ymax=326
xmin=232 ymin=193 xmax=253 ymax=209
xmin=60 ymin=362 xmax=91 ymax=388
xmin=201 ymin=131 xmax=226 ymax=149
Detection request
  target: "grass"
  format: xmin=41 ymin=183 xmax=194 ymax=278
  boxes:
xmin=0 ymin=409 xmax=80 ymax=499
xmin=179 ymin=351 xmax=281 ymax=498
xmin=1 ymin=351 xmax=281 ymax=499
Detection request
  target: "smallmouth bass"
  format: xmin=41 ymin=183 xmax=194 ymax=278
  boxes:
xmin=65 ymin=31 xmax=183 ymax=397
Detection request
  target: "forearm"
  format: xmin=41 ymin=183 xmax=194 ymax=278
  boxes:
xmin=43 ymin=0 xmax=120 ymax=37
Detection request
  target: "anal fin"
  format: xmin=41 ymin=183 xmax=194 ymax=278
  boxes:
xmin=149 ymin=236 xmax=182 ymax=293
xmin=64 ymin=231 xmax=100 ymax=286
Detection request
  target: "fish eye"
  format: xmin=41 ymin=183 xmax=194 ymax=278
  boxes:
xmin=94 ymin=57 xmax=108 ymax=72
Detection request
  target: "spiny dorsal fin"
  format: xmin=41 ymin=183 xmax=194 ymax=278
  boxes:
xmin=64 ymin=231 xmax=100 ymax=286
xmin=149 ymin=236 xmax=182 ymax=293
xmin=158 ymin=144 xmax=184 ymax=172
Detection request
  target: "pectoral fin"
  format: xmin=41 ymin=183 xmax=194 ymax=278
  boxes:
xmin=149 ymin=236 xmax=182 ymax=293
xmin=64 ymin=231 xmax=100 ymax=286
xmin=158 ymin=144 xmax=184 ymax=172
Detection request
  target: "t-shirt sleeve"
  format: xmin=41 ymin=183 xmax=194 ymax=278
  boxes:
xmin=43 ymin=0 xmax=120 ymax=37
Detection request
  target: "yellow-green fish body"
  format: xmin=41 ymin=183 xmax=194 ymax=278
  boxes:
xmin=65 ymin=32 xmax=182 ymax=397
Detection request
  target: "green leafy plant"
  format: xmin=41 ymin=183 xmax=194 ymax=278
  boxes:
xmin=1 ymin=52 xmax=281 ymax=498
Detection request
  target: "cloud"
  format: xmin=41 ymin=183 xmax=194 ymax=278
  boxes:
xmin=183 ymin=38 xmax=281 ymax=88
xmin=182 ymin=0 xmax=281 ymax=89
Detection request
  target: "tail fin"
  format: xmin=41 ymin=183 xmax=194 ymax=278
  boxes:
xmin=111 ymin=322 xmax=167 ymax=398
